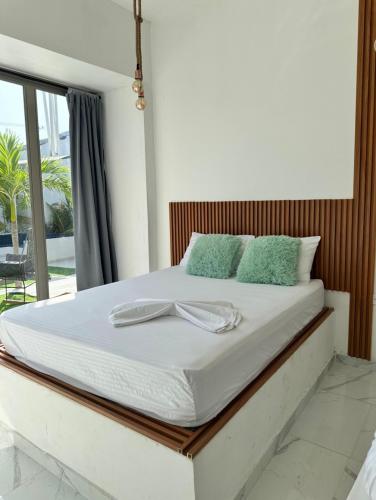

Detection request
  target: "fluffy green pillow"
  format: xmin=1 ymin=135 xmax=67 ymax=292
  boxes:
xmin=236 ymin=236 xmax=301 ymax=286
xmin=186 ymin=234 xmax=242 ymax=279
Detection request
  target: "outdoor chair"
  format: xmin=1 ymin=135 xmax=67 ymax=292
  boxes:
xmin=0 ymin=229 xmax=35 ymax=303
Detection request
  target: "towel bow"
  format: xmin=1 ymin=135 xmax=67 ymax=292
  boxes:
xmin=109 ymin=299 xmax=241 ymax=333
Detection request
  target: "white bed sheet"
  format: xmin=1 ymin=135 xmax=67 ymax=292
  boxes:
xmin=0 ymin=267 xmax=324 ymax=426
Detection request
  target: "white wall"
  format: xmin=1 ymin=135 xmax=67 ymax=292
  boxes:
xmin=104 ymin=84 xmax=150 ymax=279
xmin=149 ymin=0 xmax=359 ymax=268
xmin=325 ymin=291 xmax=350 ymax=356
xmin=0 ymin=237 xmax=75 ymax=264
xmin=147 ymin=0 xmax=359 ymax=357
xmin=46 ymin=237 xmax=75 ymax=264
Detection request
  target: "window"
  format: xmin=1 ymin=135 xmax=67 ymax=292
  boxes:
xmin=0 ymin=70 xmax=76 ymax=311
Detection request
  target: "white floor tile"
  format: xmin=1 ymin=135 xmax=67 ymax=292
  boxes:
xmin=349 ymin=404 xmax=376 ymax=463
xmin=12 ymin=433 xmax=111 ymax=500
xmin=248 ymin=439 xmax=349 ymax=500
xmin=283 ymin=391 xmax=370 ymax=456
xmin=351 ymin=429 xmax=374 ymax=463
xmin=320 ymin=358 xmax=371 ymax=386
xmin=249 ymin=356 xmax=376 ymax=500
xmin=331 ymin=459 xmax=361 ymax=500
xmin=0 ymin=447 xmax=43 ymax=496
xmin=0 ymin=446 xmax=85 ymax=500
xmin=3 ymin=470 xmax=85 ymax=499
xmin=320 ymin=358 xmax=376 ymax=404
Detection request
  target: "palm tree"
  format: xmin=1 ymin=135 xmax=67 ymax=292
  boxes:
xmin=0 ymin=131 xmax=72 ymax=254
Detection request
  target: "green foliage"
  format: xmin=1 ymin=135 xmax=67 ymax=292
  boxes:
xmin=0 ymin=131 xmax=28 ymax=214
xmin=48 ymin=266 xmax=75 ymax=277
xmin=0 ymin=292 xmax=36 ymax=313
xmin=46 ymin=201 xmax=74 ymax=236
xmin=0 ymin=130 xmax=72 ymax=213
xmin=0 ymin=131 xmax=72 ymax=252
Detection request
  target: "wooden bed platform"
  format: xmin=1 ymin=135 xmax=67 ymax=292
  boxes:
xmin=0 ymin=306 xmax=332 ymax=458
xmin=0 ymin=198 xmax=337 ymax=498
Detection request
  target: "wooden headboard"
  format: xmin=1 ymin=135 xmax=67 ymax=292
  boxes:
xmin=170 ymin=200 xmax=352 ymax=291
xmin=169 ymin=199 xmax=375 ymax=361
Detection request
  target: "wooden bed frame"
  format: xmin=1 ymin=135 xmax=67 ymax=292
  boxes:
xmin=0 ymin=202 xmax=340 ymax=460
xmin=0 ymin=307 xmax=331 ymax=458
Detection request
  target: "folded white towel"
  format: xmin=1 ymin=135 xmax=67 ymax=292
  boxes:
xmin=365 ymin=432 xmax=376 ymax=498
xmin=109 ymin=299 xmax=241 ymax=333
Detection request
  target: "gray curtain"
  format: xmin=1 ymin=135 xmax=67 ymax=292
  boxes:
xmin=67 ymin=89 xmax=118 ymax=290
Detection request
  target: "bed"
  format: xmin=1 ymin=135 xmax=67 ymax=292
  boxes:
xmin=0 ymin=200 xmax=337 ymax=499
xmin=0 ymin=266 xmax=324 ymax=427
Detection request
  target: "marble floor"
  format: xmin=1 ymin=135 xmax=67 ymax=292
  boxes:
xmin=248 ymin=356 xmax=376 ymax=500
xmin=0 ymin=432 xmax=86 ymax=499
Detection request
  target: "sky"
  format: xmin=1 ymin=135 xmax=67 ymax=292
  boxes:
xmin=0 ymin=79 xmax=69 ymax=144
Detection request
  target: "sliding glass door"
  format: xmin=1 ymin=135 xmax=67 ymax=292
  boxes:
xmin=36 ymin=90 xmax=76 ymax=298
xmin=0 ymin=79 xmax=37 ymax=308
xmin=0 ymin=71 xmax=76 ymax=310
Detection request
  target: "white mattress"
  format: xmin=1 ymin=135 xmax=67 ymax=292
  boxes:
xmin=0 ymin=267 xmax=324 ymax=426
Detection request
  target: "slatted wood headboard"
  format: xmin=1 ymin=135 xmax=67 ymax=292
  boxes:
xmin=168 ymin=198 xmax=375 ymax=363
xmin=170 ymin=200 xmax=353 ymax=291
xmin=169 ymin=198 xmax=374 ymax=361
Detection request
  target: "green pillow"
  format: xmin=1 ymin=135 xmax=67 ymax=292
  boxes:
xmin=186 ymin=234 xmax=242 ymax=279
xmin=236 ymin=236 xmax=301 ymax=286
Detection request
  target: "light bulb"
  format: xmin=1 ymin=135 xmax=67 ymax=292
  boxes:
xmin=136 ymin=96 xmax=146 ymax=110
xmin=132 ymin=79 xmax=143 ymax=93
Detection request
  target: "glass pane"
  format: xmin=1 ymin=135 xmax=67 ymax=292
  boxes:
xmin=0 ymin=79 xmax=37 ymax=310
xmin=36 ymin=90 xmax=76 ymax=298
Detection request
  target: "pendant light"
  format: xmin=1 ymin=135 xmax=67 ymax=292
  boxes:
xmin=133 ymin=0 xmax=146 ymax=110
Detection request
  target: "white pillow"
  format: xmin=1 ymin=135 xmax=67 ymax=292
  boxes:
xmin=298 ymin=236 xmax=321 ymax=283
xmin=180 ymin=232 xmax=255 ymax=267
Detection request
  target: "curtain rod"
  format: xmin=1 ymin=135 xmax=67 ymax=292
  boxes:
xmin=0 ymin=66 xmax=101 ymax=97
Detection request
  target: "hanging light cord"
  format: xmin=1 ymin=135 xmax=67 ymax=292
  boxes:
xmin=132 ymin=0 xmax=146 ymax=109
xmin=134 ymin=0 xmax=143 ymax=79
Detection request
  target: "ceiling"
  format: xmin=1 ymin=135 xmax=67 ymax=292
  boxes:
xmin=0 ymin=34 xmax=130 ymax=92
